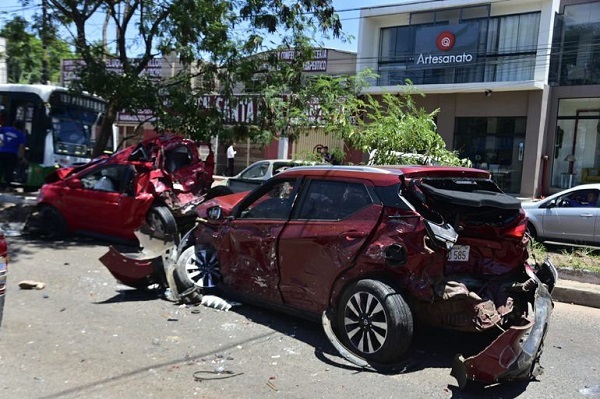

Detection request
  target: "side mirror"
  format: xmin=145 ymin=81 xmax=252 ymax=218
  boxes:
xmin=207 ymin=206 xmax=222 ymax=221
xmin=65 ymin=178 xmax=83 ymax=189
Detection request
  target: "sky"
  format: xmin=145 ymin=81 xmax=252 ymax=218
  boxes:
xmin=0 ymin=0 xmax=401 ymax=53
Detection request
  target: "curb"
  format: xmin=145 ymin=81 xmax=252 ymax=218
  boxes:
xmin=553 ymin=279 xmax=600 ymax=309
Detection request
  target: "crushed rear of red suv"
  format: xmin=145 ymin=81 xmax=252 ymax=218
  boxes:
xmin=100 ymin=165 xmax=556 ymax=388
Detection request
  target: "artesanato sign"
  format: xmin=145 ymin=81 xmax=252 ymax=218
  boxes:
xmin=413 ymin=22 xmax=479 ymax=67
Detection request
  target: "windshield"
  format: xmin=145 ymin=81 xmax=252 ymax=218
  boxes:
xmin=51 ymin=106 xmax=101 ymax=157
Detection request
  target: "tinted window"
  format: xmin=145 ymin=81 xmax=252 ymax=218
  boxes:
xmin=557 ymin=189 xmax=600 ymax=208
xmin=296 ymin=180 xmax=372 ymax=220
xmin=239 ymin=179 xmax=295 ymax=219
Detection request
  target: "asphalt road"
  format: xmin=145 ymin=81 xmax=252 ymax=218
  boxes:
xmin=1 ymin=234 xmax=600 ymax=399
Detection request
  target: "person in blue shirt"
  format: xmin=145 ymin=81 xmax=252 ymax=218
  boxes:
xmin=0 ymin=120 xmax=27 ymax=190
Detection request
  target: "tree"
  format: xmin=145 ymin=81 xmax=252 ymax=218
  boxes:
xmin=24 ymin=0 xmax=343 ymax=156
xmin=0 ymin=15 xmax=72 ymax=83
xmin=265 ymin=71 xmax=470 ymax=166
xmin=350 ymin=86 xmax=470 ymax=167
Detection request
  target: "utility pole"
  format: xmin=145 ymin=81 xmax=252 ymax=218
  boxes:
xmin=41 ymin=0 xmax=49 ymax=84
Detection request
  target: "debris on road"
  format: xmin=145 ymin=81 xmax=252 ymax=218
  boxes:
xmin=18 ymin=280 xmax=45 ymax=290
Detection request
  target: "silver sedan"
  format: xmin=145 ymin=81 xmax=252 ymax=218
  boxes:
xmin=521 ymin=183 xmax=600 ymax=244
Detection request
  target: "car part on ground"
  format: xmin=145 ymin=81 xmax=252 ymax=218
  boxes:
xmin=25 ymin=135 xmax=216 ymax=244
xmin=99 ymin=165 xmax=557 ymax=389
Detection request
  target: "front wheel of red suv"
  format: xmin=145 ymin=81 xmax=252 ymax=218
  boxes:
xmin=174 ymin=245 xmax=221 ymax=293
xmin=336 ymin=279 xmax=413 ymax=364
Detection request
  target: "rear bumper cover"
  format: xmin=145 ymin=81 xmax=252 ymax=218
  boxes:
xmin=451 ymin=260 xmax=556 ymax=387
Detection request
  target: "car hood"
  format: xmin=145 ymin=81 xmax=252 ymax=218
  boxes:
xmin=195 ymin=191 xmax=249 ymax=219
xmin=520 ymin=200 xmax=544 ymax=209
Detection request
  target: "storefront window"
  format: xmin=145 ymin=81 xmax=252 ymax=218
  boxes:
xmin=553 ymin=98 xmax=600 ymax=188
xmin=454 ymin=117 xmax=526 ymax=193
xmin=378 ymin=8 xmax=539 ymax=86
xmin=550 ymin=3 xmax=600 ymax=86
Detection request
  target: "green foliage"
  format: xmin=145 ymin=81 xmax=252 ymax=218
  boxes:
xmin=263 ymin=71 xmax=470 ymax=167
xmin=0 ymin=15 xmax=73 ymax=84
xmin=35 ymin=0 xmax=344 ymax=156
xmin=349 ymin=83 xmax=470 ymax=166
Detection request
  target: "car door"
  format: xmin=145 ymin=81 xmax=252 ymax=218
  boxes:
xmin=277 ymin=179 xmax=381 ymax=314
xmin=541 ymin=188 xmax=600 ymax=243
xmin=215 ymin=177 xmax=298 ymax=303
xmin=64 ymin=164 xmax=142 ymax=238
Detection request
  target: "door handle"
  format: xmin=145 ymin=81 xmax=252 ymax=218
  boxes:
xmin=579 ymin=213 xmax=594 ymax=218
xmin=341 ymin=230 xmax=367 ymax=240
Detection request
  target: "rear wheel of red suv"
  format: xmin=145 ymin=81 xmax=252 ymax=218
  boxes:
xmin=337 ymin=279 xmax=413 ymax=364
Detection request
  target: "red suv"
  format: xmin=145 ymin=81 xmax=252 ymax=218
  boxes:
xmin=101 ymin=165 xmax=556 ymax=387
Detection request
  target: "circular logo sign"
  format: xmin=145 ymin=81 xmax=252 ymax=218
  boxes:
xmin=436 ymin=31 xmax=455 ymax=51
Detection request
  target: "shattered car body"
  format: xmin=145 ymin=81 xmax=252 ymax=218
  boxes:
xmin=99 ymin=165 xmax=556 ymax=387
xmin=27 ymin=134 xmax=215 ymax=243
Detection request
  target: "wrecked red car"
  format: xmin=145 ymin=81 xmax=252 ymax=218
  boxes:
xmin=27 ymin=134 xmax=215 ymax=243
xmin=100 ymin=165 xmax=556 ymax=388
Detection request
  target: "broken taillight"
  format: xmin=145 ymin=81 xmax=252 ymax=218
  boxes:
xmin=503 ymin=218 xmax=528 ymax=239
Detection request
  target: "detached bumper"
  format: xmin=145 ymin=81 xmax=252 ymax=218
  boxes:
xmin=451 ymin=260 xmax=556 ymax=388
xmin=99 ymin=228 xmax=178 ymax=289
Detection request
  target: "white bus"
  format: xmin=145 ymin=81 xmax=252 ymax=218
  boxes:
xmin=0 ymin=84 xmax=117 ymax=188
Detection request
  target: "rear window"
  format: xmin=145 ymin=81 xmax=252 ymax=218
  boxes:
xmin=373 ymin=184 xmax=412 ymax=210
xmin=417 ymin=178 xmax=520 ymax=210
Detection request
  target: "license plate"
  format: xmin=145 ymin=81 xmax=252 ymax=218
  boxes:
xmin=448 ymin=245 xmax=470 ymax=262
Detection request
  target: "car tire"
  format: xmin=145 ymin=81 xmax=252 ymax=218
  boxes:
xmin=174 ymin=245 xmax=221 ymax=293
xmin=526 ymin=222 xmax=538 ymax=242
xmin=37 ymin=205 xmax=67 ymax=240
xmin=336 ymin=279 xmax=413 ymax=364
xmin=146 ymin=206 xmax=178 ymax=240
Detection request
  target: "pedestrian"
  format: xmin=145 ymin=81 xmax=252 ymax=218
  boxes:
xmin=225 ymin=142 xmax=236 ymax=176
xmin=0 ymin=120 xmax=27 ymax=191
xmin=321 ymin=146 xmax=333 ymax=163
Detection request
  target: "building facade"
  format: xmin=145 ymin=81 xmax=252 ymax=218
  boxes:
xmin=356 ymin=0 xmax=600 ymax=197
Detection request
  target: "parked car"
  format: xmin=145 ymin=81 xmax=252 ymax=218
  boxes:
xmin=522 ymin=183 xmax=600 ymax=245
xmin=26 ymin=135 xmax=216 ymax=243
xmin=0 ymin=228 xmax=7 ymax=330
xmin=100 ymin=165 xmax=556 ymax=388
xmin=219 ymin=159 xmax=318 ymax=193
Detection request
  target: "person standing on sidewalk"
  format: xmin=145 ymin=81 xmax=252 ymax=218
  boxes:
xmin=225 ymin=142 xmax=236 ymax=176
xmin=0 ymin=120 xmax=26 ymax=191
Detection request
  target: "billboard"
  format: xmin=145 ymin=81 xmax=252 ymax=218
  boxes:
xmin=412 ymin=22 xmax=480 ymax=67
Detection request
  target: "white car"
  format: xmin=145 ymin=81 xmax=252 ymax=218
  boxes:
xmin=223 ymin=159 xmax=318 ymax=193
xmin=521 ymin=183 xmax=600 ymax=245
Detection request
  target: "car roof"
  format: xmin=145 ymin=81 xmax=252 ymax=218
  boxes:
xmin=523 ymin=183 xmax=600 ymax=205
xmin=277 ymin=165 xmax=490 ymax=185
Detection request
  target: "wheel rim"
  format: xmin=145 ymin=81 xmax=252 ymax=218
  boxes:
xmin=343 ymin=291 xmax=388 ymax=354
xmin=185 ymin=248 xmax=221 ymax=288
